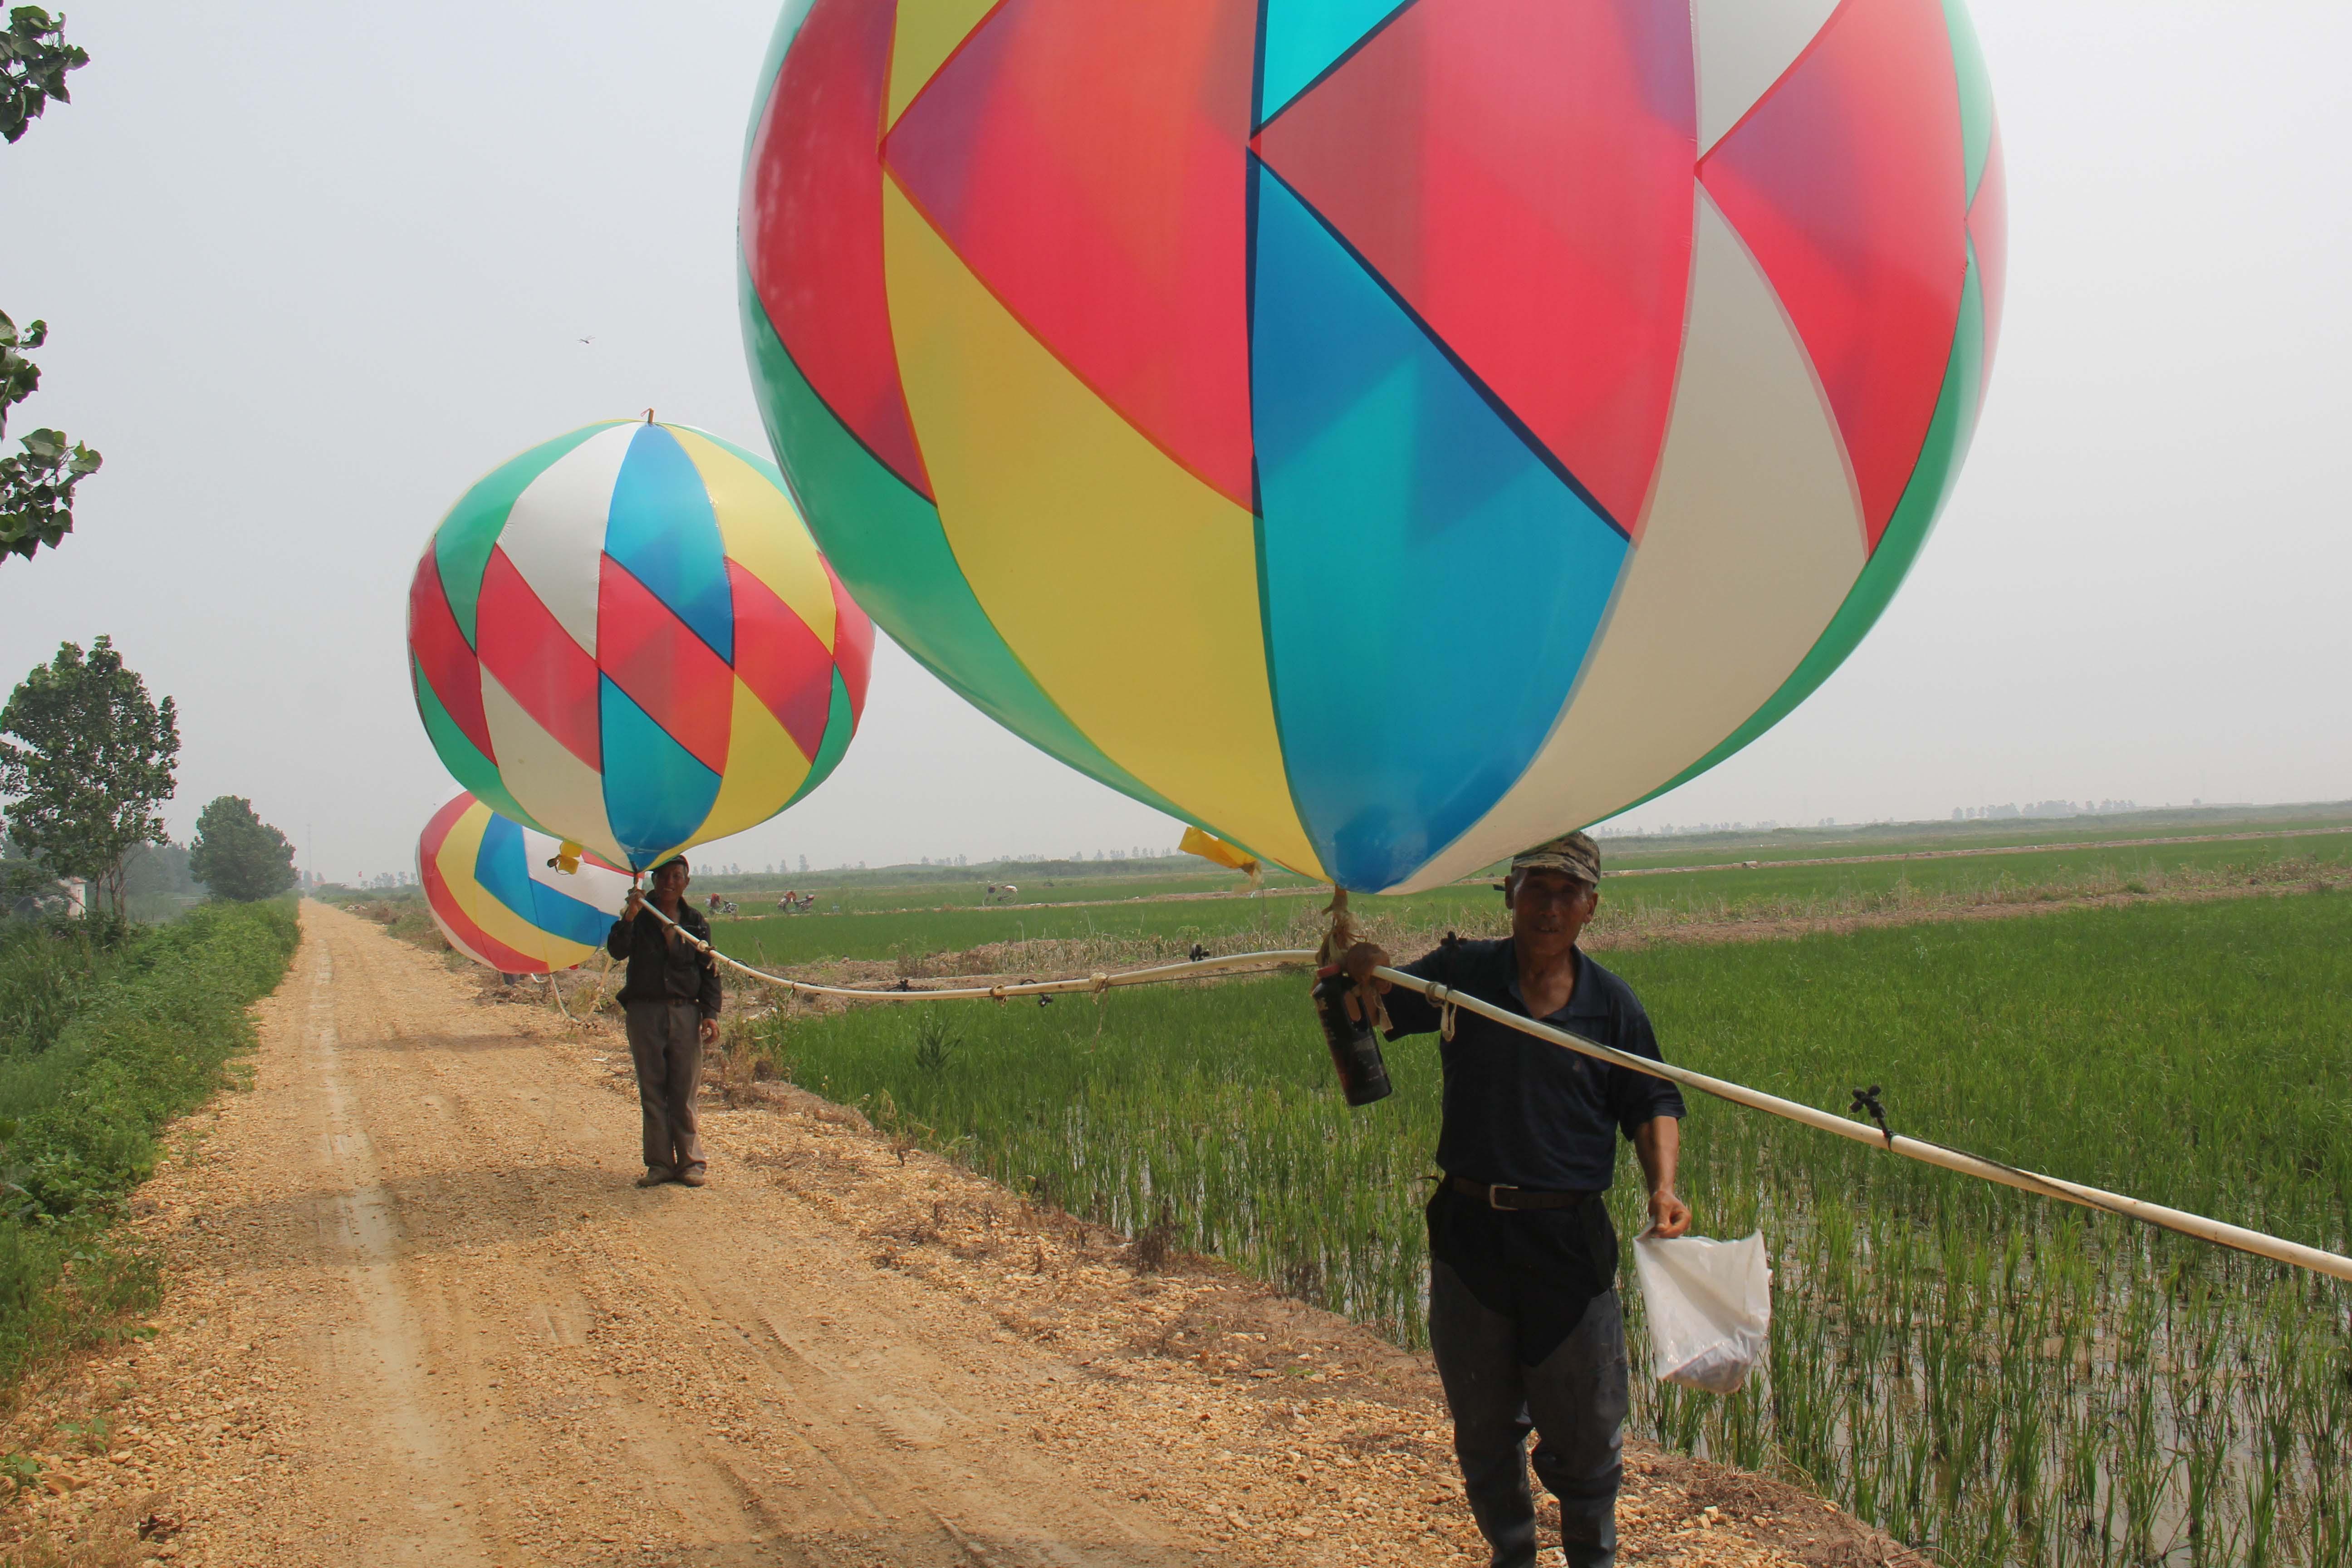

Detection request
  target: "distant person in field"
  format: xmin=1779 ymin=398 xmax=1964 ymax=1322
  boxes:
xmin=608 ymin=856 xmax=721 ymax=1189
xmin=1345 ymin=831 xmax=1687 ymax=1568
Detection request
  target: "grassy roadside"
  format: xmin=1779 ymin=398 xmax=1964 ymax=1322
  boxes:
xmin=0 ymin=902 xmax=300 ymax=1394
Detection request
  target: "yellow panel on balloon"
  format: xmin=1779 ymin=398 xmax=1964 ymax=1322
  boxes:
xmin=431 ymin=799 xmax=492 ymax=913
xmin=433 ymin=802 xmax=563 ymax=967
xmin=886 ymin=0 xmax=1006 ymax=129
xmin=698 ymin=677 xmax=814 ymax=846
xmin=670 ymin=426 xmax=838 ymax=649
xmin=881 ymin=180 xmax=1323 ymax=879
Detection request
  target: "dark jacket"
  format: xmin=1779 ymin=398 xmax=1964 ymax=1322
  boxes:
xmin=1383 ymin=937 xmax=1683 ymax=1192
xmin=1389 ymin=937 xmax=1686 ymax=1361
xmin=606 ymin=901 xmax=723 ymax=1018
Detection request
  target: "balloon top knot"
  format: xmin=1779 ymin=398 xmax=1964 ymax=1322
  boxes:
xmin=1317 ymin=887 xmax=1358 ymax=968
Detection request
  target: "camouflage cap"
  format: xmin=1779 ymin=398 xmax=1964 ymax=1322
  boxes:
xmin=1510 ymin=831 xmax=1601 ymax=886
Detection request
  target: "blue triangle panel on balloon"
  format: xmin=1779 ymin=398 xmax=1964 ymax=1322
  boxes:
xmin=1250 ymin=160 xmax=1628 ymax=892
xmin=600 ymin=675 xmax=723 ymax=868
xmin=472 ymin=812 xmax=540 ymax=923
xmin=1257 ymin=0 xmax=1414 ymax=126
xmin=605 ymin=424 xmax=735 ymax=664
xmin=474 ymin=812 xmax=612 ymax=949
xmin=526 ymin=876 xmax=624 ymax=949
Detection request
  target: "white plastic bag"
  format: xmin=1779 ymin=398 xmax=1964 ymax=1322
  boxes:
xmin=1632 ymin=1232 xmax=1773 ymax=1394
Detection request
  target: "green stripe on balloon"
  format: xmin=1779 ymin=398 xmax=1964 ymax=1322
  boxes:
xmin=412 ymin=656 xmax=538 ymax=831
xmin=1614 ymin=242 xmax=1988 ymax=822
xmin=432 ymin=422 xmax=612 ymax=648
xmin=1941 ymin=0 xmax=1995 ymax=203
xmin=737 ymin=261 xmax=1195 ymax=829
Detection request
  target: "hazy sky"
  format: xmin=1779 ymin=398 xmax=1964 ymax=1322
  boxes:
xmin=4 ymin=1 xmax=2346 ymax=882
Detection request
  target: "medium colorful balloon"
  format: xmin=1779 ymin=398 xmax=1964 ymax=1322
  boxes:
xmin=416 ymin=792 xmax=633 ymax=973
xmin=407 ymin=419 xmax=874 ymax=871
xmin=739 ymin=0 xmax=2004 ymax=892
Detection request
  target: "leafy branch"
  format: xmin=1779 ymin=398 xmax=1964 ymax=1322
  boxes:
xmin=0 ymin=312 xmax=101 ymax=562
xmin=1 ymin=6 xmax=86 ymax=144
xmin=1 ymin=12 xmax=97 ymax=563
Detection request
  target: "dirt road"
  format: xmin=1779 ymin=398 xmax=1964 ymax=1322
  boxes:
xmin=4 ymin=903 xmax=1911 ymax=1568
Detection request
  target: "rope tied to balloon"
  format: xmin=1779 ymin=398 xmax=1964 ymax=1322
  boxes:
xmin=1314 ymin=887 xmax=1390 ymax=1037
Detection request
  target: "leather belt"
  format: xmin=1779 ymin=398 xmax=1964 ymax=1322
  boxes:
xmin=1448 ymin=1176 xmax=1600 ymax=1211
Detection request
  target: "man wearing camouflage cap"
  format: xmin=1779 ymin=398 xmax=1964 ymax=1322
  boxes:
xmin=1345 ymin=831 xmax=1688 ymax=1568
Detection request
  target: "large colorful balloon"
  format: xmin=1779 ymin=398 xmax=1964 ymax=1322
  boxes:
xmin=407 ymin=419 xmax=874 ymax=871
xmin=416 ymin=792 xmax=634 ymax=974
xmin=739 ymin=0 xmax=2004 ymax=892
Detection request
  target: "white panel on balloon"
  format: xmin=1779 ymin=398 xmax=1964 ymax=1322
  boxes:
xmin=1691 ymin=0 xmax=1844 ymax=154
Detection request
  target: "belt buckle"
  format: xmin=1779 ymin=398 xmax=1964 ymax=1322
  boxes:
xmin=1487 ymin=1184 xmax=1518 ymax=1210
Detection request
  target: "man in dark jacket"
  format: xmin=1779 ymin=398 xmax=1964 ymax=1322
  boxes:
xmin=1345 ymin=831 xmax=1687 ymax=1568
xmin=607 ymin=855 xmax=722 ymax=1188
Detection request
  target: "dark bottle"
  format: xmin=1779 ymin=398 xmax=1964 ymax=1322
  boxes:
xmin=1312 ymin=966 xmax=1393 ymax=1107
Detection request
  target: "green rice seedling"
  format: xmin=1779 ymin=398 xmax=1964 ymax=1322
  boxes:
xmin=912 ymin=1013 xmax=961 ymax=1077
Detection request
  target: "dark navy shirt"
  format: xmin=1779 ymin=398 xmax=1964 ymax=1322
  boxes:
xmin=1384 ymin=937 xmax=1684 ymax=1192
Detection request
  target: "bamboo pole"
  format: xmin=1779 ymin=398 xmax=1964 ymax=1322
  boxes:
xmin=1379 ymin=967 xmax=2352 ymax=1286
xmin=623 ymin=895 xmax=2352 ymax=1285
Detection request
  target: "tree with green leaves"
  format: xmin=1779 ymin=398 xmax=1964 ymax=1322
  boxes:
xmin=2 ymin=7 xmax=98 ymax=563
xmin=0 ymin=637 xmax=179 ymax=913
xmin=187 ymin=796 xmax=296 ymax=903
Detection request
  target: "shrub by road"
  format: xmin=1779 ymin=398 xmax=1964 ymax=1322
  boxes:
xmin=0 ymin=899 xmax=299 ymax=1388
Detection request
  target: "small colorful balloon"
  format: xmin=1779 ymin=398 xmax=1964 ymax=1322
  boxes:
xmin=416 ymin=792 xmax=634 ymax=974
xmin=407 ymin=418 xmax=874 ymax=871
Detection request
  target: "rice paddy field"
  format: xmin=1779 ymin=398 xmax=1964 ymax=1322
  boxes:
xmin=1591 ymin=804 xmax=2352 ymax=871
xmin=748 ymin=891 xmax=2352 ymax=1567
xmin=709 ymin=828 xmax=2352 ymax=970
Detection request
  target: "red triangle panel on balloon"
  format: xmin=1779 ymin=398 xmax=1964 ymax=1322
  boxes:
xmin=1253 ymin=0 xmax=1697 ymax=535
xmin=597 ymin=557 xmax=733 ymax=775
xmin=475 ymin=547 xmax=600 ymax=769
xmin=883 ymin=0 xmax=1259 ymax=508
xmin=744 ymin=0 xmax=932 ymax=499
xmin=729 ymin=561 xmax=834 ymax=759
xmin=409 ymin=552 xmax=494 ymax=759
xmin=1698 ymin=0 xmax=1968 ymax=549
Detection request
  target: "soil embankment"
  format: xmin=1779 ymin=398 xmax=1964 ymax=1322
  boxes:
xmin=3 ymin=902 xmax=1915 ymax=1567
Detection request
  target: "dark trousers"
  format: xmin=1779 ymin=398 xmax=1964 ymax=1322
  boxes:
xmin=624 ymin=1000 xmax=705 ymax=1176
xmin=1431 ymin=1258 xmax=1629 ymax=1568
